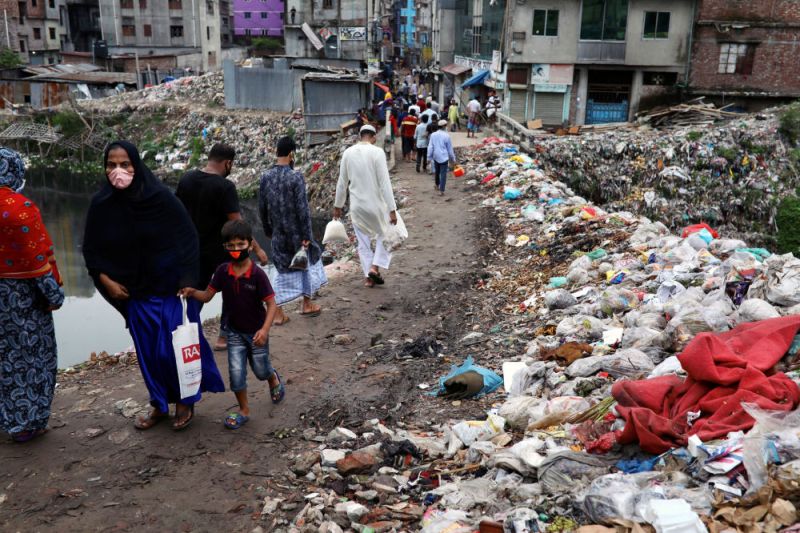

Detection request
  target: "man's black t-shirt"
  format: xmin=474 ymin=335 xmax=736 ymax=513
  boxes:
xmin=176 ymin=169 xmax=240 ymax=287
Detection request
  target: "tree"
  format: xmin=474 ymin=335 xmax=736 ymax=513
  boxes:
xmin=0 ymin=48 xmax=22 ymax=69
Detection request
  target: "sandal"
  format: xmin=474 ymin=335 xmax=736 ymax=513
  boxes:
xmin=368 ymin=271 xmax=385 ymax=285
xmin=273 ymin=315 xmax=291 ymax=326
xmin=224 ymin=412 xmax=249 ymax=430
xmin=364 ymin=278 xmax=375 ymax=288
xmin=270 ymin=371 xmax=285 ymax=404
xmin=172 ymin=405 xmax=195 ymax=431
xmin=11 ymin=428 xmax=47 ymax=443
xmin=300 ymin=308 xmax=321 ymax=317
xmin=134 ymin=410 xmax=169 ymax=430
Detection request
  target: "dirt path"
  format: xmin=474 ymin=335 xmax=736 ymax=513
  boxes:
xmin=0 ymin=133 xmax=487 ymax=532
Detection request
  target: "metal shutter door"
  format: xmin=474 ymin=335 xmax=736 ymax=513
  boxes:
xmin=509 ymin=89 xmax=527 ymax=122
xmin=533 ymin=92 xmax=564 ymax=125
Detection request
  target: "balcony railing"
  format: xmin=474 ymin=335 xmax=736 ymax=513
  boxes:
xmin=577 ymin=41 xmax=626 ymax=63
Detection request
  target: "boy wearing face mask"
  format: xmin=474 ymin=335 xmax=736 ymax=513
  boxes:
xmin=176 ymin=143 xmax=267 ymax=352
xmin=181 ymin=219 xmax=284 ymax=430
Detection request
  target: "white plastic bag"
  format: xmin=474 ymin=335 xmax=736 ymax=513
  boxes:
xmin=382 ymin=211 xmax=408 ymax=252
xmin=172 ymin=296 xmax=203 ymax=399
xmin=322 ymin=218 xmax=348 ymax=244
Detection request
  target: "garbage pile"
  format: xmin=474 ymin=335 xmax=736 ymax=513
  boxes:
xmin=88 ymin=71 xmax=227 ymax=111
xmin=532 ymin=108 xmax=797 ymax=246
xmin=255 ymin=137 xmax=800 ymax=532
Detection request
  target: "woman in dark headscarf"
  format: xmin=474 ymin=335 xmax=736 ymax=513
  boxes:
xmin=83 ymin=141 xmax=224 ymax=430
xmin=0 ymin=147 xmax=65 ymax=443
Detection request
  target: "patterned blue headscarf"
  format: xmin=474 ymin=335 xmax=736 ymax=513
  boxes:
xmin=0 ymin=147 xmax=26 ymax=192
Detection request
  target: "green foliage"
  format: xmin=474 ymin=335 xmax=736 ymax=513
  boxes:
xmin=789 ymin=148 xmax=800 ymax=166
xmin=777 ymin=195 xmax=800 ymax=256
xmin=715 ymin=146 xmax=738 ymax=161
xmin=187 ymin=135 xmax=205 ymax=168
xmin=779 ymin=102 xmax=800 ymax=145
xmin=251 ymin=37 xmax=282 ymax=51
xmin=0 ymin=47 xmax=22 ymax=69
xmin=286 ymin=126 xmax=296 ymax=139
xmin=51 ymin=110 xmax=86 ymax=138
xmin=685 ymin=131 xmax=702 ymax=142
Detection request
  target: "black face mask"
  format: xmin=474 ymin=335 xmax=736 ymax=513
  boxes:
xmin=228 ymin=249 xmax=250 ymax=263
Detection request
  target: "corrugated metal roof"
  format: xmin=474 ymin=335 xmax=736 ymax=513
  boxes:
xmin=442 ymin=63 xmax=471 ymax=76
xmin=27 ymin=71 xmax=136 ymax=85
xmin=23 ymin=64 xmax=101 ymax=76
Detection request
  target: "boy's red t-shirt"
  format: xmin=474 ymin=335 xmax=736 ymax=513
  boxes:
xmin=401 ymin=115 xmax=419 ymax=137
xmin=208 ymin=262 xmax=274 ymax=334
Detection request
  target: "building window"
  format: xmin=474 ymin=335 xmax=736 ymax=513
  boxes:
xmin=206 ymin=0 xmax=214 ymax=14
xmin=580 ymin=0 xmax=628 ymax=41
xmin=31 ymin=0 xmax=36 ymax=7
xmin=168 ymin=0 xmax=182 ymax=9
xmin=206 ymin=26 xmax=211 ymax=39
xmin=47 ymin=0 xmax=53 ymax=7
xmin=33 ymin=27 xmax=41 ymax=39
xmin=120 ymin=0 xmax=133 ymax=8
xmin=48 ymin=27 xmax=55 ymax=39
xmin=245 ymin=28 xmax=252 ymax=36
xmin=144 ymin=24 xmax=152 ymax=36
xmin=323 ymin=0 xmax=332 ymax=8
xmin=19 ymin=39 xmax=25 ymax=51
xmin=261 ymin=29 xmax=268 ymax=35
xmin=244 ymin=11 xmax=251 ymax=18
xmin=260 ymin=11 xmax=267 ymax=18
xmin=170 ymin=25 xmax=183 ymax=37
xmin=532 ymin=9 xmax=558 ymax=36
xmin=643 ymin=11 xmax=669 ymax=39
xmin=122 ymin=18 xmax=135 ymax=36
xmin=718 ymin=43 xmax=755 ymax=75
xmin=472 ymin=24 xmax=481 ymax=55
xmin=139 ymin=0 xmax=147 ymax=8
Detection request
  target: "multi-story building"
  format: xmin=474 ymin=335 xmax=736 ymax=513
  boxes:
xmin=689 ymin=0 xmax=800 ymax=107
xmin=232 ymin=0 xmax=284 ymax=40
xmin=95 ymin=0 xmax=224 ymax=71
xmin=499 ymin=0 xmax=694 ymax=126
xmin=18 ymin=0 xmax=68 ymax=65
xmin=64 ymin=0 xmax=101 ymax=52
xmin=0 ymin=1 xmax=21 ymax=56
xmin=283 ymin=0 xmax=381 ymax=63
xmin=396 ymin=0 xmax=415 ymax=61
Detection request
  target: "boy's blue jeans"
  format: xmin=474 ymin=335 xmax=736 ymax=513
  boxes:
xmin=434 ymin=161 xmax=448 ymax=192
xmin=227 ymin=328 xmax=274 ymax=392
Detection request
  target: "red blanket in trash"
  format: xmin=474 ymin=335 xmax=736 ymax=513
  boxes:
xmin=612 ymin=316 xmax=800 ymax=454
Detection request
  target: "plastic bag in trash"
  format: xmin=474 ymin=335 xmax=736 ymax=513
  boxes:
xmin=742 ymin=403 xmax=800 ymax=495
xmin=420 ymin=508 xmax=472 ymax=533
xmin=621 ymin=327 xmax=671 ymax=351
xmin=451 ymin=415 xmax=506 ymax=446
xmin=504 ymin=187 xmax=522 ymax=200
xmin=436 ymin=356 xmax=502 ymax=399
xmin=763 ymin=254 xmax=800 ymax=306
xmin=581 ymin=472 xmax=666 ymax=524
xmin=566 ymin=349 xmax=654 ymax=378
xmin=737 ymin=298 xmax=780 ymax=323
xmin=499 ymin=396 xmax=546 ymax=429
xmin=556 ymin=315 xmax=605 ymax=341
xmin=537 ymin=451 xmax=611 ymax=494
xmin=599 ymin=287 xmax=640 ymax=316
xmin=545 ymin=289 xmax=577 ymax=310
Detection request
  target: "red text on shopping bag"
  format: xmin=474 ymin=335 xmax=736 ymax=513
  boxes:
xmin=182 ymin=344 xmax=201 ymax=364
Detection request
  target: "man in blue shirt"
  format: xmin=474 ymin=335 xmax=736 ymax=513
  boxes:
xmin=427 ymin=119 xmax=457 ymax=196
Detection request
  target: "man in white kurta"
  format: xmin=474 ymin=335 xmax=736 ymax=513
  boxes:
xmin=334 ymin=125 xmax=398 ymax=287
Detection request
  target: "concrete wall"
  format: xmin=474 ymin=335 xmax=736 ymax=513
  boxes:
xmin=625 ymin=0 xmax=692 ymax=67
xmin=223 ymin=59 xmax=303 ymax=111
xmin=232 ymin=0 xmax=284 ymax=36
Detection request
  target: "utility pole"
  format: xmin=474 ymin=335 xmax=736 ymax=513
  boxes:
xmin=135 ymin=52 xmax=141 ymax=89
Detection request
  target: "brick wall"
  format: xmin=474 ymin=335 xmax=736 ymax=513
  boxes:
xmin=690 ymin=25 xmax=800 ymax=95
xmin=697 ymin=0 xmax=800 ymax=23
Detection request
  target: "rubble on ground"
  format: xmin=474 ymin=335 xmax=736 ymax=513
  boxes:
xmin=247 ymin=134 xmax=800 ymax=532
xmin=532 ymin=108 xmax=798 ymax=246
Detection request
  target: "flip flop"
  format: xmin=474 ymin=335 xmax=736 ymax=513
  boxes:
xmin=300 ymin=309 xmax=321 ymax=317
xmin=270 ymin=371 xmax=285 ymax=404
xmin=134 ymin=411 xmax=169 ymax=430
xmin=364 ymin=278 xmax=375 ymax=288
xmin=368 ymin=272 xmax=385 ymax=285
xmin=11 ymin=428 xmax=47 ymax=443
xmin=172 ymin=405 xmax=195 ymax=431
xmin=224 ymin=412 xmax=249 ymax=430
xmin=273 ymin=316 xmax=291 ymax=326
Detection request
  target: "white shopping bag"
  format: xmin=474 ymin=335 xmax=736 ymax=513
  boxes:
xmin=172 ymin=296 xmax=203 ymax=399
xmin=383 ymin=211 xmax=408 ymax=252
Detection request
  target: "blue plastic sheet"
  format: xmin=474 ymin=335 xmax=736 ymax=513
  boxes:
xmin=504 ymin=187 xmax=522 ymax=200
xmin=435 ymin=356 xmax=502 ymax=398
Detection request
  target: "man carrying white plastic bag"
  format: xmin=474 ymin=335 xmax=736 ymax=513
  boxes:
xmin=173 ymin=296 xmax=203 ymax=399
xmin=334 ymin=124 xmax=403 ymax=288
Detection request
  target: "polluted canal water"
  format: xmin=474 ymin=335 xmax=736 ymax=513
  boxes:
xmin=23 ymin=171 xmax=284 ymax=368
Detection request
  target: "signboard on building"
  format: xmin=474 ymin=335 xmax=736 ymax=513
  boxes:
xmin=534 ymin=83 xmax=568 ymax=93
xmin=302 ymin=23 xmax=324 ymax=51
xmin=531 ymin=64 xmax=574 ymax=85
xmin=454 ymin=55 xmax=491 ymax=72
xmin=491 ymin=50 xmax=502 ymax=73
xmin=319 ymin=27 xmax=334 ymax=41
xmin=339 ymin=27 xmax=366 ymax=40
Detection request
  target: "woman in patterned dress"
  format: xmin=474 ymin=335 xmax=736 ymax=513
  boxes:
xmin=0 ymin=147 xmax=65 ymax=443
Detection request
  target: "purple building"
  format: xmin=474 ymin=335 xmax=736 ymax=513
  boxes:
xmin=233 ymin=0 xmax=285 ymax=37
